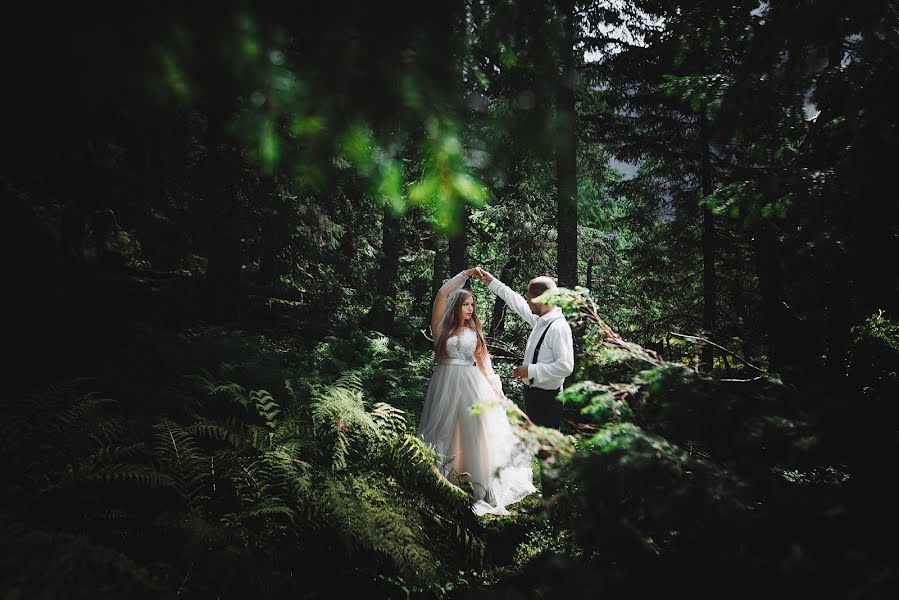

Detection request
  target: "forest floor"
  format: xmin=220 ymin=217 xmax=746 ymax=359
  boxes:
xmin=10 ymin=264 xmax=564 ymax=596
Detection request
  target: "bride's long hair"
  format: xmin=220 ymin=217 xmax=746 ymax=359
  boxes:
xmin=435 ymin=289 xmax=488 ymax=362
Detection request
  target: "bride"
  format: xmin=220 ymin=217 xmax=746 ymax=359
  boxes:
xmin=418 ymin=268 xmax=536 ymax=515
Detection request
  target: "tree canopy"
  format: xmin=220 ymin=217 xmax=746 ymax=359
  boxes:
xmin=3 ymin=1 xmax=898 ymax=597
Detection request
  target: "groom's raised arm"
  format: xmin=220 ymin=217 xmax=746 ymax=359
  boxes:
xmin=478 ymin=269 xmax=537 ymax=328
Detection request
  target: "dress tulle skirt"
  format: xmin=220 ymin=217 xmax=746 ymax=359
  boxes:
xmin=418 ymin=360 xmax=536 ymax=515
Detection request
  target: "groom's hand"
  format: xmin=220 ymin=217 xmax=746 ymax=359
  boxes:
xmin=475 ymin=267 xmax=493 ymax=285
xmin=513 ymin=365 xmax=528 ymax=379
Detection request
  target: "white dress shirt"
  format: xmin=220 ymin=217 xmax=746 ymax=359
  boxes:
xmin=487 ymin=277 xmax=575 ymax=391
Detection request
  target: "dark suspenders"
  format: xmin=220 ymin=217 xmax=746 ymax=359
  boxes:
xmin=528 ymin=317 xmax=563 ymax=386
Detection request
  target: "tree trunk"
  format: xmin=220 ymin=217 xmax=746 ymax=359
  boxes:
xmin=338 ymin=179 xmax=365 ymax=291
xmin=448 ymin=203 xmax=468 ymax=276
xmin=729 ymin=271 xmax=753 ymax=364
xmin=60 ymin=201 xmax=87 ymax=267
xmin=204 ymin=110 xmax=244 ymax=324
xmin=555 ymin=0 xmax=578 ymax=288
xmin=824 ymin=237 xmax=851 ymax=383
xmin=371 ymin=209 xmax=403 ymax=334
xmin=259 ymin=209 xmax=285 ymax=285
xmin=489 ymin=252 xmax=520 ymax=337
xmin=754 ymin=222 xmax=792 ymax=376
xmin=206 ymin=190 xmax=243 ymax=323
xmin=586 ymin=257 xmax=594 ymax=292
xmin=699 ymin=125 xmax=716 ymax=373
xmin=430 ymin=238 xmax=447 ymax=312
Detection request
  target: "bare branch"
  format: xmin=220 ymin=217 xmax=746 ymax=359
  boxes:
xmin=669 ymin=332 xmax=770 ymax=376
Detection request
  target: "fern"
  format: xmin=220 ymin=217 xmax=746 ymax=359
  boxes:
xmin=70 ymin=464 xmax=174 ymax=489
xmin=82 ymin=441 xmax=151 ymax=466
xmin=244 ymin=500 xmax=297 ymax=523
xmin=185 ymin=372 xmax=249 ymax=408
xmin=1 ymin=380 xmax=109 ymax=447
xmin=370 ymin=401 xmax=408 ymax=439
xmin=310 ymin=372 xmax=379 ymax=471
xmin=267 ymin=446 xmax=313 ymax=503
xmin=188 ymin=416 xmax=249 ymax=450
xmin=317 ymin=474 xmax=438 ymax=583
xmin=44 ymin=394 xmax=118 ymax=436
xmin=232 ymin=455 xmax=278 ymax=509
xmin=0 ymin=516 xmax=164 ymax=596
xmin=1 ymin=381 xmax=151 ymax=503
xmin=253 ymin=389 xmax=280 ymax=420
xmin=152 ymin=420 xmax=211 ymax=510
xmin=87 ymin=416 xmax=130 ymax=445
xmin=3 ymin=331 xmax=503 ymax=596
xmin=385 ymin=433 xmax=473 ymax=512
xmin=251 ymin=388 xmax=281 ymax=429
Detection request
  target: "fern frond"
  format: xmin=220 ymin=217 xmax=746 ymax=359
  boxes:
xmin=318 ymin=475 xmax=437 ymax=582
xmin=266 ymin=447 xmax=312 ymax=503
xmin=60 ymin=464 xmax=174 ymax=489
xmin=310 ymin=373 xmax=380 ymax=471
xmin=244 ymin=501 xmax=297 ymax=523
xmin=88 ymin=417 xmax=130 ymax=445
xmin=44 ymin=394 xmax=117 ymax=437
xmin=184 ymin=373 xmax=249 ymax=407
xmin=0 ymin=517 xmax=164 ymax=596
xmin=334 ymin=372 xmax=364 ymax=394
xmin=80 ymin=442 xmax=151 ymax=467
xmin=233 ymin=455 xmax=278 ymax=508
xmin=0 ymin=379 xmax=82 ymax=431
xmin=245 ymin=424 xmax=277 ymax=452
xmin=152 ymin=420 xmax=211 ymax=509
xmin=19 ymin=378 xmax=97 ymax=417
xmin=370 ymin=402 xmax=408 ymax=438
xmin=386 ymin=434 xmax=472 ymax=512
xmin=251 ymin=389 xmax=281 ymax=429
xmin=188 ymin=417 xmax=248 ymax=450
xmin=153 ymin=420 xmax=200 ymax=463
xmin=81 ymin=508 xmax=134 ymax=522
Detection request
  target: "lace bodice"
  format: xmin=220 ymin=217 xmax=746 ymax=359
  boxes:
xmin=446 ymin=327 xmax=478 ymax=361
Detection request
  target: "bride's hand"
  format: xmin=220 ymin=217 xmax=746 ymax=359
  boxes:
xmin=475 ymin=267 xmax=493 ymax=285
xmin=465 ymin=267 xmax=481 ymax=277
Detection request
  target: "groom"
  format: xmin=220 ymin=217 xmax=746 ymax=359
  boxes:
xmin=473 ymin=267 xmax=574 ymax=429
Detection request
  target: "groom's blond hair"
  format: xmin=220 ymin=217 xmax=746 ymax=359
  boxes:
xmin=527 ymin=276 xmax=557 ymax=299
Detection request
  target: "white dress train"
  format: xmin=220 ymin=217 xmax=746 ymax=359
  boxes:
xmin=418 ymin=327 xmax=536 ymax=515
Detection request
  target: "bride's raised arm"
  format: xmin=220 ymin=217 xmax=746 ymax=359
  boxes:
xmin=431 ymin=268 xmax=478 ymax=337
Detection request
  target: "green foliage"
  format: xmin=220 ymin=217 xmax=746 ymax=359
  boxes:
xmin=0 ymin=517 xmax=165 ymax=598
xmin=628 ymin=364 xmax=809 ymax=472
xmin=0 ymin=326 xmax=489 ymax=598
xmin=848 ymin=310 xmax=899 ymax=388
xmin=408 ymin=118 xmax=490 ymax=233
xmin=838 ymin=311 xmax=899 ymax=483
xmin=512 ymin=518 xmax=581 ymax=566
xmin=309 ymin=329 xmax=433 ymax=418
xmin=498 ymin=285 xmax=881 ymax=597
xmin=557 ymin=422 xmax=749 ymax=560
xmin=558 ymin=380 xmax=635 ymax=425
xmin=660 ymin=72 xmax=733 ymax=117
xmin=6 ymin=0 xmax=899 ymax=596
xmin=153 ymin=419 xmax=212 ymax=511
xmin=310 ymin=372 xmax=378 ymax=472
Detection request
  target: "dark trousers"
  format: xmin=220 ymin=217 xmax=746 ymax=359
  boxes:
xmin=523 ymin=386 xmax=563 ymax=496
xmin=523 ymin=386 xmax=563 ymax=429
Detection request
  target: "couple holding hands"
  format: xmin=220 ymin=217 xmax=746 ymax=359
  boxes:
xmin=417 ymin=267 xmax=574 ymax=515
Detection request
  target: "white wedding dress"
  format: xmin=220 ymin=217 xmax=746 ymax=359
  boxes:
xmin=418 ymin=327 xmax=536 ymax=515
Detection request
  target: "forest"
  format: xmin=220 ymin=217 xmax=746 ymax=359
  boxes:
xmin=2 ymin=1 xmax=898 ymax=598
